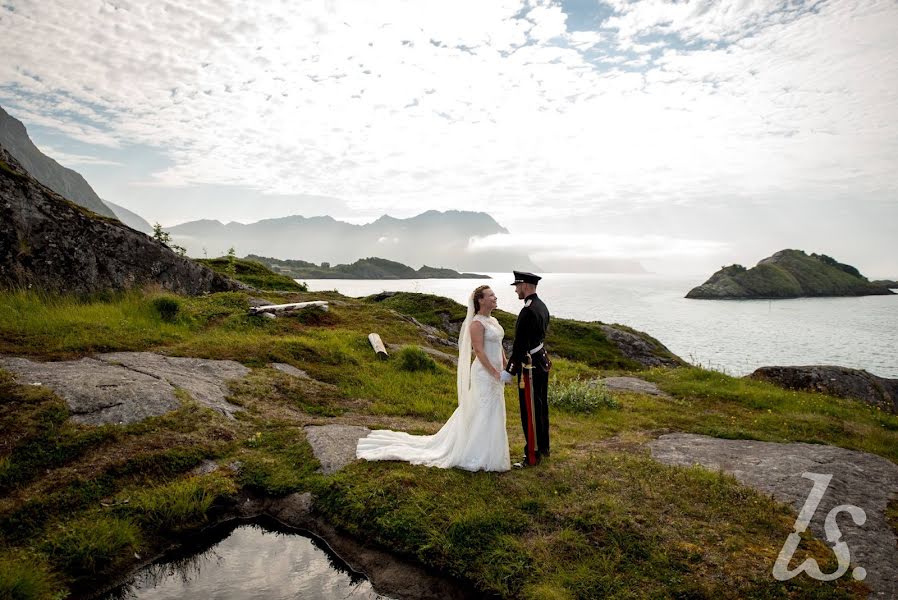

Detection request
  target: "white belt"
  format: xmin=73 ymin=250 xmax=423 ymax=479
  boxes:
xmin=529 ymin=342 xmax=544 ymax=355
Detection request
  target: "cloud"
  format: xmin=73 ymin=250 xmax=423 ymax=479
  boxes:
xmin=35 ymin=145 xmax=123 ymax=167
xmin=469 ymin=231 xmax=729 ymax=260
xmin=0 ymin=0 xmax=895 ymax=226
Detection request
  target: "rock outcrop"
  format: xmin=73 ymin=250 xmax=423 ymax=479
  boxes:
xmin=598 ymin=324 xmax=684 ymax=368
xmin=0 ymin=105 xmax=117 ymax=219
xmin=0 ymin=352 xmax=248 ymax=425
xmin=0 ymin=144 xmax=242 ymax=295
xmin=649 ymin=433 xmax=898 ymax=598
xmin=687 ymin=249 xmax=893 ymax=299
xmin=749 ymin=365 xmax=898 ymax=413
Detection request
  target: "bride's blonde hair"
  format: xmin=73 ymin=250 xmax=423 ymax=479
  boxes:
xmin=472 ymin=285 xmax=492 ymax=313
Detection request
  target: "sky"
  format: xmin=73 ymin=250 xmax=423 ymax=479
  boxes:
xmin=1 ymin=0 xmax=896 ymax=276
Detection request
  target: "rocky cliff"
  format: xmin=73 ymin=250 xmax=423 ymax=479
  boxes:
xmin=0 ymin=145 xmax=242 ymax=295
xmin=0 ymin=105 xmax=117 ymax=219
xmin=686 ymin=249 xmax=894 ymax=299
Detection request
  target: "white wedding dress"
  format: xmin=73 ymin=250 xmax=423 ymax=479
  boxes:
xmin=356 ymin=295 xmax=511 ymax=472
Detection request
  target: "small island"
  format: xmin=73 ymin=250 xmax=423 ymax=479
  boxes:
xmin=245 ymin=254 xmax=490 ymax=280
xmin=686 ymin=249 xmax=895 ymax=299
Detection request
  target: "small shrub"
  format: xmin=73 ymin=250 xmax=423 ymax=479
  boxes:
xmin=548 ymin=378 xmax=620 ymax=413
xmin=151 ymin=295 xmax=181 ymax=322
xmin=294 ymin=305 xmax=336 ymax=326
xmin=396 ymin=346 xmax=437 ymax=372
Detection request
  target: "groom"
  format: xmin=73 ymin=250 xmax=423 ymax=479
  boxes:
xmin=501 ymin=271 xmax=551 ymax=466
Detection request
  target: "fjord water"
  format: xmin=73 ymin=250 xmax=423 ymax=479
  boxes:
xmin=302 ymin=273 xmax=898 ymax=378
xmin=101 ymin=521 xmax=389 ymax=600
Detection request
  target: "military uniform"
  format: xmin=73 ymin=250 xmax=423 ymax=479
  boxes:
xmin=505 ymin=271 xmax=551 ymax=461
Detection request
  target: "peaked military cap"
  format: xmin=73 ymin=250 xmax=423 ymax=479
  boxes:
xmin=511 ymin=270 xmax=541 ymax=285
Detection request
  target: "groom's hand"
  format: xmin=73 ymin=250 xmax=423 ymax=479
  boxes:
xmin=500 ymin=371 xmax=513 ymax=385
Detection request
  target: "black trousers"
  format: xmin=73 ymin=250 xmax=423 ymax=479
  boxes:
xmin=518 ymin=368 xmax=549 ymax=458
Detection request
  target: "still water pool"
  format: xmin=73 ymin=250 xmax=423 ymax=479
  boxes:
xmin=99 ymin=519 xmax=391 ymax=600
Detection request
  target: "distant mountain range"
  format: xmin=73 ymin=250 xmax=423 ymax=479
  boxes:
xmin=0 ymin=104 xmax=639 ymax=274
xmin=169 ymin=211 xmax=539 ymax=272
xmin=247 ymin=255 xmax=489 ymax=279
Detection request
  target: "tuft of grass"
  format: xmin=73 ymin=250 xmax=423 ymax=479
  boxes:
xmin=41 ymin=514 xmax=141 ymax=577
xmin=118 ymin=472 xmax=236 ymax=532
xmin=547 ymin=377 xmax=620 ymax=413
xmin=396 ymin=345 xmax=437 ymax=372
xmin=0 ymin=550 xmax=62 ymax=600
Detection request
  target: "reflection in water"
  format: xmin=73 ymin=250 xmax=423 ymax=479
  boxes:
xmin=100 ymin=519 xmax=391 ymax=600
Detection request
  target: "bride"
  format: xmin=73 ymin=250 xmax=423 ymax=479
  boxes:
xmin=356 ymin=285 xmax=511 ymax=472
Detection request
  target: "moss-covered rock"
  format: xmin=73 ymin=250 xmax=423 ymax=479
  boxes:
xmin=197 ymin=257 xmax=307 ymax=291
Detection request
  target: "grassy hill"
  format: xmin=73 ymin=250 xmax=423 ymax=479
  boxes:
xmin=1 ymin=287 xmax=893 ymax=598
xmin=687 ymin=250 xmax=894 ymax=299
xmin=196 ymin=257 xmax=307 ymax=291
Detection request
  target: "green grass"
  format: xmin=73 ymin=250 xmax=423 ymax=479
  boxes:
xmin=0 ymin=550 xmax=62 ymax=600
xmin=547 ymin=377 xmax=620 ymax=413
xmin=40 ymin=514 xmax=141 ymax=577
xmin=196 ymin=257 xmax=308 ymax=291
xmin=1 ymin=288 xmax=895 ymax=599
xmin=117 ymin=472 xmax=236 ymax=531
xmin=0 ymin=372 xmax=119 ymax=493
xmin=0 ymin=289 xmax=195 ymax=358
xmin=317 ymin=452 xmax=863 ymax=599
xmin=235 ymin=426 xmax=324 ymax=496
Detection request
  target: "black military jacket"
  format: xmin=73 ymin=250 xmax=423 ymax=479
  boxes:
xmin=505 ymin=293 xmax=551 ymax=374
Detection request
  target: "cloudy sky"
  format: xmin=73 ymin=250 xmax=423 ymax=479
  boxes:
xmin=1 ymin=0 xmax=895 ymax=276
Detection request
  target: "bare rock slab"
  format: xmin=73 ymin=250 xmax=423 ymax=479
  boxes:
xmin=305 ymin=424 xmax=371 ymax=474
xmin=595 ymin=376 xmax=670 ymax=398
xmin=649 ymin=433 xmax=898 ymax=598
xmin=0 ymin=356 xmax=179 ymax=425
xmin=0 ymin=352 xmax=248 ymax=425
xmin=269 ymin=362 xmax=313 ymax=380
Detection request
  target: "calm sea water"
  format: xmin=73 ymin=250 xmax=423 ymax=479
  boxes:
xmin=302 ymin=273 xmax=898 ymax=379
xmin=101 ymin=521 xmax=389 ymax=600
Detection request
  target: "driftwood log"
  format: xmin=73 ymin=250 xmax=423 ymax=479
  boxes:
xmin=368 ymin=333 xmax=388 ymax=359
xmin=249 ymin=301 xmax=328 ymax=315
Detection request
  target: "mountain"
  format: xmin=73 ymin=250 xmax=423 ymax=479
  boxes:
xmin=169 ymin=210 xmax=539 ymax=272
xmin=0 ymin=105 xmax=117 ymax=219
xmin=246 ymin=255 xmax=490 ymax=279
xmin=0 ymin=144 xmax=240 ymax=295
xmin=105 ymin=199 xmax=153 ymax=234
xmin=686 ymin=249 xmax=895 ymax=299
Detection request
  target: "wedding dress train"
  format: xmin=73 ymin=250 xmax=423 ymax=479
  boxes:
xmin=356 ymin=297 xmax=511 ymax=472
